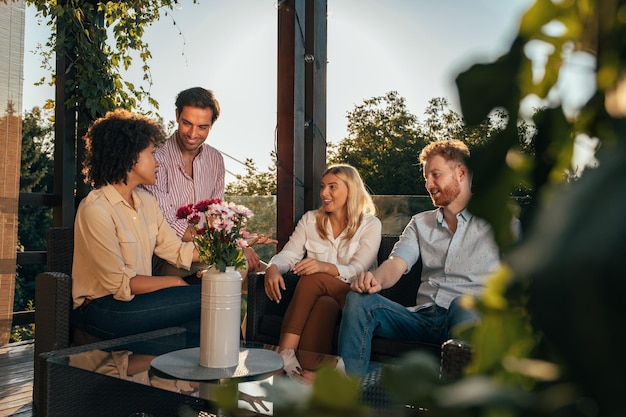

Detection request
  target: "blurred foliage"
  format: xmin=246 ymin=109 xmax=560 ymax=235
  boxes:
xmin=454 ymin=0 xmax=626 ymax=416
xmin=218 ymin=1 xmax=626 ymax=416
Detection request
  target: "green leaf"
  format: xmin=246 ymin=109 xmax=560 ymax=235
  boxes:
xmin=455 ymin=37 xmax=524 ymax=126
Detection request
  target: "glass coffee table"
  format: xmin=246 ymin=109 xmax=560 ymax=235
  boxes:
xmin=41 ymin=327 xmax=409 ymax=416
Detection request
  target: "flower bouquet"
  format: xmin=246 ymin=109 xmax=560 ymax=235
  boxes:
xmin=176 ymin=198 xmax=253 ymax=272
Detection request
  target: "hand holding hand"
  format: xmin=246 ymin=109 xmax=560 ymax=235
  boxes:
xmin=350 ymin=271 xmax=381 ymax=294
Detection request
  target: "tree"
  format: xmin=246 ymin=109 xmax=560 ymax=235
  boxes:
xmin=15 ymin=107 xmax=54 ymax=312
xmin=26 ymin=0 xmax=197 ymax=126
xmin=328 ymin=92 xmax=527 ymax=195
xmin=225 ymin=157 xmax=276 ymax=196
xmin=225 ymin=157 xmax=277 ymax=262
xmin=328 ymin=91 xmax=426 ymax=194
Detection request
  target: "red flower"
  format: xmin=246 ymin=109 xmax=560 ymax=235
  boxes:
xmin=176 ymin=204 xmax=194 ymax=219
xmin=194 ymin=198 xmax=222 ymax=212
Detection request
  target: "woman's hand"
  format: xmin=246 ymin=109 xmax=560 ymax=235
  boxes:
xmin=130 ymin=275 xmax=188 ymax=295
xmin=293 ymin=258 xmax=336 ymax=276
xmin=264 ymin=266 xmax=286 ymax=303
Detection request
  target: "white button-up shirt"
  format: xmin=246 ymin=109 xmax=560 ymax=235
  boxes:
xmin=268 ymin=211 xmax=382 ymax=283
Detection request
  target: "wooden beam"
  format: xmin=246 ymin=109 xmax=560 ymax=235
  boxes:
xmin=276 ymin=0 xmax=326 ymax=249
xmin=303 ymin=0 xmax=327 ymax=210
xmin=276 ymin=0 xmax=305 ymax=250
xmin=54 ymin=0 xmax=77 ymax=228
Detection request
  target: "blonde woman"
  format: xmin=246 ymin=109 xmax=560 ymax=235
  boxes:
xmin=264 ymin=164 xmax=381 ymax=375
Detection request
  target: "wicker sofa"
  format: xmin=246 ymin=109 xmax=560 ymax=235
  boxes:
xmin=245 ymin=234 xmax=472 ymax=378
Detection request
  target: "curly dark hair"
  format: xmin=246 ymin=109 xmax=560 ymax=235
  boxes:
xmin=82 ymin=109 xmax=166 ymax=188
xmin=175 ymin=87 xmax=221 ymax=124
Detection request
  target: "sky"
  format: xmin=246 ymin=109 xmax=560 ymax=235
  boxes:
xmin=22 ymin=0 xmax=536 ymax=181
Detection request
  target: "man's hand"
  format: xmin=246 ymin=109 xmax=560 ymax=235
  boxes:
xmin=350 ymin=271 xmax=381 ymax=294
xmin=246 ymin=233 xmax=278 ymax=246
xmin=181 ymin=225 xmax=196 ymax=242
xmin=243 ymin=247 xmax=261 ymax=272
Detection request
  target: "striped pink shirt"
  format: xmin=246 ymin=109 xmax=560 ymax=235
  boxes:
xmin=143 ymin=132 xmax=225 ymax=237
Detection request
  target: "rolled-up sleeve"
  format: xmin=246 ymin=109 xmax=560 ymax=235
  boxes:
xmin=389 ymin=216 xmax=421 ymax=273
xmin=335 ymin=215 xmax=382 ymax=283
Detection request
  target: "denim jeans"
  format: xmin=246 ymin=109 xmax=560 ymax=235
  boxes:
xmin=337 ymin=291 xmax=478 ymax=376
xmin=74 ymin=285 xmax=202 ymax=340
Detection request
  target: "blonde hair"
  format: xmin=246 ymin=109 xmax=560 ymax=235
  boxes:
xmin=315 ymin=164 xmax=376 ymax=241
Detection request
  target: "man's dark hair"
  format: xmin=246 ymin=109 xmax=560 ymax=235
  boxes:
xmin=175 ymin=87 xmax=221 ymax=124
xmin=82 ymin=109 xmax=166 ymax=188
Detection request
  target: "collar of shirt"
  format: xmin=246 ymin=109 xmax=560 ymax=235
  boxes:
xmin=101 ymin=184 xmax=143 ymax=210
xmin=168 ymin=133 xmax=205 ymax=169
xmin=435 ymin=207 xmax=473 ymax=226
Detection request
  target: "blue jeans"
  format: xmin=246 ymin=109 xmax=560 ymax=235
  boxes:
xmin=337 ymin=291 xmax=478 ymax=376
xmin=74 ymin=286 xmax=202 ymax=340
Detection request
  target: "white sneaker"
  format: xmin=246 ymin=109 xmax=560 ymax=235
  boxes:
xmin=278 ymin=348 xmax=302 ymax=376
xmin=335 ymin=357 xmax=346 ymax=374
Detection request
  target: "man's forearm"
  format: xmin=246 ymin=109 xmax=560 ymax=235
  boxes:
xmin=374 ymin=256 xmax=408 ymax=289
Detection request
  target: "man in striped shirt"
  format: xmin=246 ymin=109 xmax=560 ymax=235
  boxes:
xmin=144 ymin=87 xmax=265 ymax=278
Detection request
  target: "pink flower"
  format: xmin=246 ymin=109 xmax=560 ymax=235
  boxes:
xmin=177 ymin=199 xmax=253 ymax=272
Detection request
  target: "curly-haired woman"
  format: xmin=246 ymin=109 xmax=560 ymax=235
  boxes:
xmin=71 ymin=109 xmax=202 ymax=340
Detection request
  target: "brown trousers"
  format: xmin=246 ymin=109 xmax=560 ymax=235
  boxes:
xmin=281 ymin=272 xmax=351 ymax=355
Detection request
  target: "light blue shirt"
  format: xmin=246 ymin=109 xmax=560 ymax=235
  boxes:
xmin=391 ymin=207 xmax=515 ymax=310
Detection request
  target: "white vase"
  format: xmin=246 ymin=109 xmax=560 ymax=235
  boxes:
xmin=199 ymin=266 xmax=242 ymax=368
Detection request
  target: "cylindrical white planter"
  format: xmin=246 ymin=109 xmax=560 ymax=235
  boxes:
xmin=199 ymin=266 xmax=242 ymax=368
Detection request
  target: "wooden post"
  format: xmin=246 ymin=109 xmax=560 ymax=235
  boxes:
xmin=53 ymin=0 xmax=78 ymax=228
xmin=276 ymin=0 xmax=327 ymax=249
xmin=303 ymin=0 xmax=327 ymax=211
xmin=0 ymin=0 xmax=25 ymax=345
